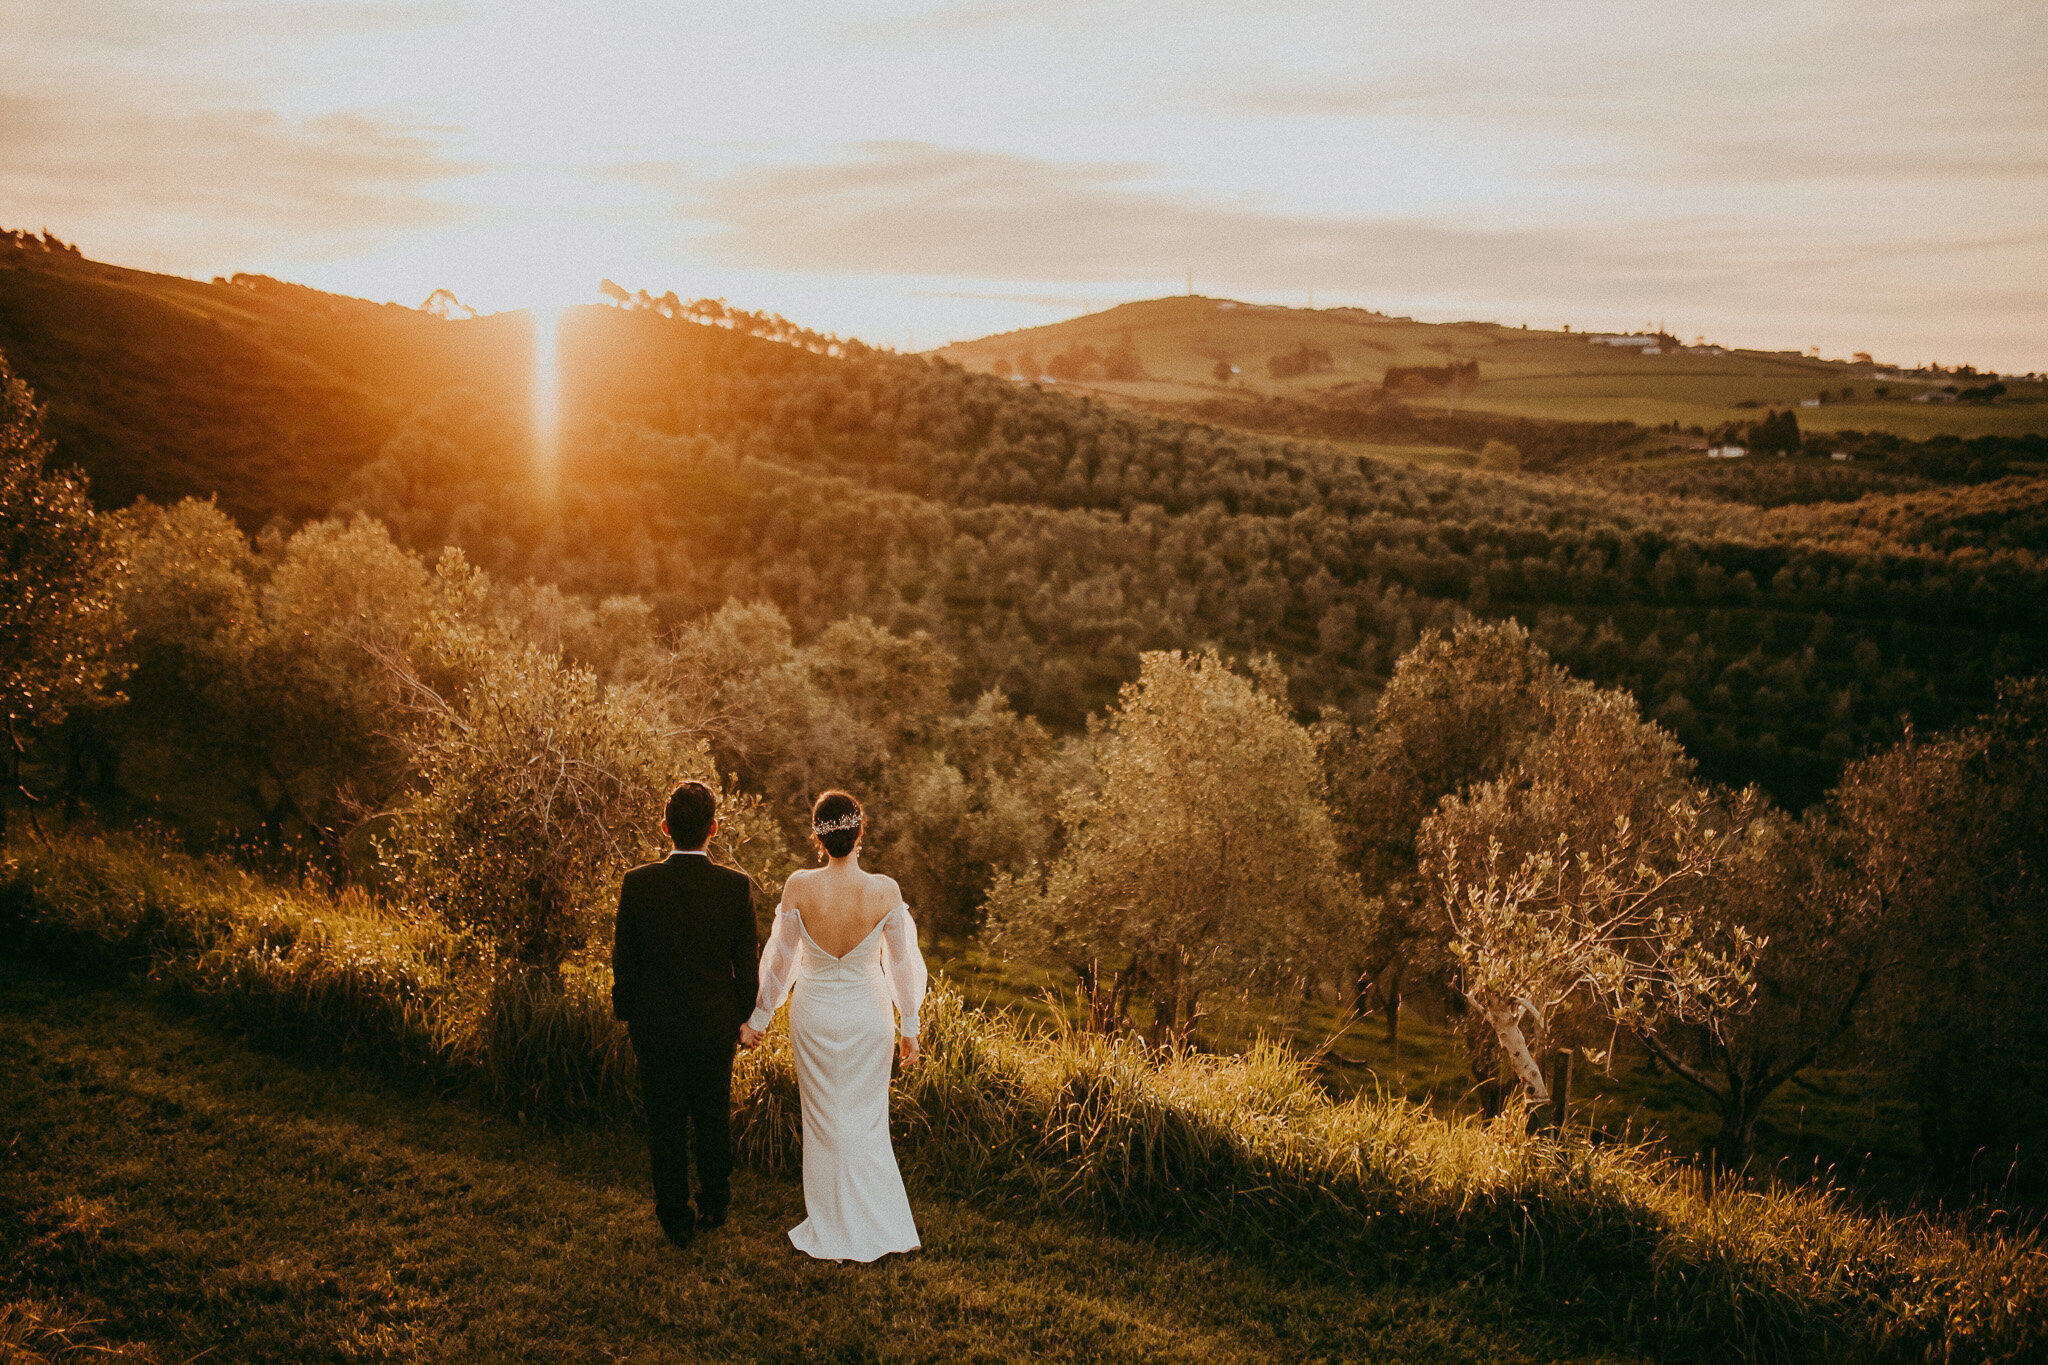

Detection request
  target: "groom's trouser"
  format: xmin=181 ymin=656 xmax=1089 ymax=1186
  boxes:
xmin=636 ymin=1043 xmax=735 ymax=1229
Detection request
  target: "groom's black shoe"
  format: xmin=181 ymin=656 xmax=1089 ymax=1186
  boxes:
xmin=659 ymin=1211 xmax=696 ymax=1251
xmin=696 ymin=1207 xmax=728 ymax=1231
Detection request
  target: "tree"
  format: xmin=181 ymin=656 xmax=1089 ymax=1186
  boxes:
xmin=1212 ymin=359 xmax=1234 ymax=385
xmin=1631 ymin=804 xmax=1898 ymax=1163
xmin=250 ymin=515 xmax=444 ymax=850
xmin=1478 ymin=439 xmax=1522 ymax=472
xmin=103 ymin=498 xmax=264 ymax=819
xmin=1419 ymin=688 xmax=1762 ymax=1114
xmin=0 ymin=354 xmax=125 ymax=836
xmin=384 ymin=605 xmax=784 ymax=977
xmin=989 ymin=650 xmax=1360 ymax=1040
xmin=1103 ymin=332 xmax=1146 ymax=382
xmin=866 ymin=690 xmax=1081 ymax=935
xmin=1851 ymin=680 xmax=2048 ymax=1180
xmin=1323 ymin=620 xmax=1580 ymax=1042
xmin=1268 ymin=344 xmax=1335 ymax=380
xmin=1748 ymin=409 xmax=1801 ymax=456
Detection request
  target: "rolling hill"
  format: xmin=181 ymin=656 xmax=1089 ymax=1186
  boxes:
xmin=5 ymin=237 xmax=2046 ymax=814
xmin=0 ymin=238 xmax=538 ymax=523
xmin=935 ymin=295 xmax=2045 ymax=442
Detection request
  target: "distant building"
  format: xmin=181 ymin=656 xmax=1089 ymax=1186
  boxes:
xmin=1708 ymin=444 xmax=1749 ymax=459
xmin=1587 ymin=334 xmax=1661 ymax=352
xmin=1830 ymin=451 xmax=1852 ymax=461
xmin=1685 ymin=345 xmax=1728 ymax=356
xmin=1913 ymin=390 xmax=1958 ymax=404
xmin=1800 ymin=398 xmax=1822 ymax=407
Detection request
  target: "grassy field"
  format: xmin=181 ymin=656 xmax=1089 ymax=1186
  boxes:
xmin=935 ymin=936 xmax=1933 ymax=1211
xmin=9 ymin=832 xmax=2047 ymax=1363
xmin=1410 ymin=376 xmax=2048 ymax=441
xmin=935 ymin=296 xmax=2042 ymax=441
xmin=0 ymin=969 xmax=1630 ymax=1365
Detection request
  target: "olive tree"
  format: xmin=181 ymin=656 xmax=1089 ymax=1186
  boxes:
xmin=385 ymin=607 xmax=785 ymax=976
xmin=1631 ymin=803 xmax=1898 ymax=1163
xmin=0 ymin=355 xmax=125 ymax=835
xmin=100 ymin=499 xmax=263 ymax=814
xmin=1323 ymin=619 xmax=1580 ymax=1041
xmin=393 ymin=647 xmax=680 ymax=972
xmin=1419 ymin=687 xmax=1762 ymax=1113
xmin=990 ymin=649 xmax=1360 ymax=1040
xmin=252 ymin=515 xmax=443 ymax=842
xmin=1848 ymin=679 xmax=2048 ymax=1178
xmin=867 ymin=691 xmax=1083 ymax=935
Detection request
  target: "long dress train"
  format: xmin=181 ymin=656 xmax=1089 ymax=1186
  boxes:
xmin=749 ymin=900 xmax=927 ymax=1261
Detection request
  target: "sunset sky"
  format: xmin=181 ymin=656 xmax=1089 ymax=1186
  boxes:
xmin=4 ymin=0 xmax=2042 ymax=369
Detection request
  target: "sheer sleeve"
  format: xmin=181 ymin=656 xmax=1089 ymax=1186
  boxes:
xmin=879 ymin=905 xmax=928 ymax=1039
xmin=748 ymin=905 xmax=802 ymax=1033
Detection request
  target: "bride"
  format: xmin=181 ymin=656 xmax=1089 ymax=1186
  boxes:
xmin=741 ymin=789 xmax=927 ymax=1261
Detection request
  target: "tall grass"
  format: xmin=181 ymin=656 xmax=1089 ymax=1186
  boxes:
xmin=6 ymin=829 xmax=2045 ymax=1362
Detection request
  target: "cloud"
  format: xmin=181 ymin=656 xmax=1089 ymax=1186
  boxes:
xmin=693 ymin=141 xmax=1704 ymax=301
xmin=1230 ymin=2 xmax=2048 ymax=187
xmin=845 ymin=0 xmax=1105 ymax=40
xmin=0 ymin=92 xmax=476 ymax=252
xmin=13 ymin=0 xmax=465 ymax=46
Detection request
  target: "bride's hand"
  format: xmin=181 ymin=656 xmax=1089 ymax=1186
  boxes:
xmin=899 ymin=1036 xmax=920 ymax=1067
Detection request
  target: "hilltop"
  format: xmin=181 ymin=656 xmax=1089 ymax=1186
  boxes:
xmin=935 ymin=295 xmax=2045 ymax=443
xmin=0 ymin=236 xmax=537 ymax=522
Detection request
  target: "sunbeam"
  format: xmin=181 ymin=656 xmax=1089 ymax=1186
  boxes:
xmin=531 ymin=304 xmax=562 ymax=493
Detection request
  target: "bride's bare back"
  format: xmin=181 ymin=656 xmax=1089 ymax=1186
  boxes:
xmin=786 ymin=860 xmax=902 ymax=958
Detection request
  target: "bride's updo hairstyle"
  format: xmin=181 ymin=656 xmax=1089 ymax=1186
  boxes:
xmin=811 ymin=789 xmax=864 ymax=860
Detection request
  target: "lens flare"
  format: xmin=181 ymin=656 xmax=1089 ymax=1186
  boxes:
xmin=531 ymin=305 xmax=563 ymax=492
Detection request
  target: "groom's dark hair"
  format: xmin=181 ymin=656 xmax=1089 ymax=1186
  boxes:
xmin=665 ymin=781 xmax=717 ymax=850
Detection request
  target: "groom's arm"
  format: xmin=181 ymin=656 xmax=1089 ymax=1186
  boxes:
xmin=730 ymin=878 xmax=760 ymax=1027
xmin=611 ymin=881 xmax=640 ymax=1023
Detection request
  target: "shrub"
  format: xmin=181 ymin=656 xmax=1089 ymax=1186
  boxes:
xmin=477 ymin=963 xmax=640 ymax=1125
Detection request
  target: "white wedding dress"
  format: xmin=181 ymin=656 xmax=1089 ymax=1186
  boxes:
xmin=748 ymin=897 xmax=927 ymax=1261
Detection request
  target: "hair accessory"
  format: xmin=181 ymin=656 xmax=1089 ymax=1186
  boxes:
xmin=812 ymin=811 xmax=863 ymax=835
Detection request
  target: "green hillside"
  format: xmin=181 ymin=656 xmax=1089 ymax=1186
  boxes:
xmin=935 ymin=296 xmax=2045 ymax=441
xmin=0 ymin=240 xmax=536 ymax=522
xmin=5 ymin=244 xmax=2045 ymax=815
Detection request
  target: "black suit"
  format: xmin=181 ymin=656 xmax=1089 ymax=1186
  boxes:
xmin=612 ymin=851 xmax=759 ymax=1233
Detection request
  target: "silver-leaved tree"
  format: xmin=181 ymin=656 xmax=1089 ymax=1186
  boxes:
xmin=990 ymin=649 xmax=1361 ymax=1041
xmin=1418 ymin=685 xmax=1764 ymax=1114
xmin=380 ymin=556 xmax=786 ymax=979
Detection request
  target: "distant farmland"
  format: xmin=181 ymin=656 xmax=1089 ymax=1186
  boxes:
xmin=936 ymin=296 xmax=2043 ymax=441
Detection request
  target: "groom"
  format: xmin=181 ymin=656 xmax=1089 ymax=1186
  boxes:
xmin=612 ymin=781 xmax=760 ymax=1250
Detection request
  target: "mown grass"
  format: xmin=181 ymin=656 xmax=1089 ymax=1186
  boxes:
xmin=5 ymin=829 xmax=2047 ymax=1363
